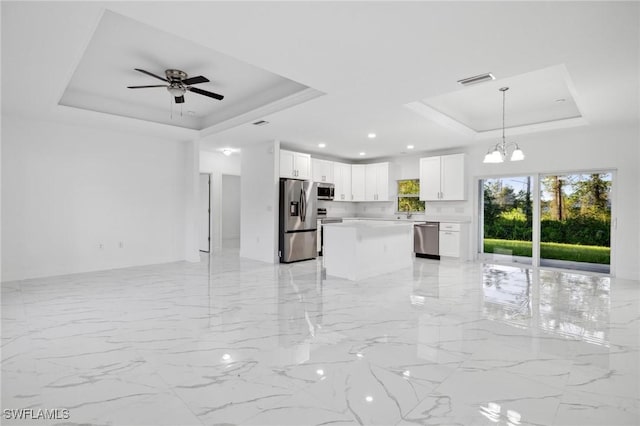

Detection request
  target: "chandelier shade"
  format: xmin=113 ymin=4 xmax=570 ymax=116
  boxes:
xmin=483 ymin=87 xmax=524 ymax=164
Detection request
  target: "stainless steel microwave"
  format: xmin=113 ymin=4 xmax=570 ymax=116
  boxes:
xmin=317 ymin=183 xmax=335 ymax=200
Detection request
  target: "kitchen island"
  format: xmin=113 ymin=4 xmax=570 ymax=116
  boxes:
xmin=322 ymin=220 xmax=413 ymax=281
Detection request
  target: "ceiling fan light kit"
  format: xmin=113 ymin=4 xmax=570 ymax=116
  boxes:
xmin=483 ymin=87 xmax=525 ymax=164
xmin=127 ymin=68 xmax=224 ymax=104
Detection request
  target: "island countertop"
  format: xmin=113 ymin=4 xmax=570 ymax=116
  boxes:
xmin=323 ymin=220 xmax=415 ymax=229
xmin=338 ymin=216 xmax=472 ymax=223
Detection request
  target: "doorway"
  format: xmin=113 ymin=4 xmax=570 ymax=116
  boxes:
xmin=199 ymin=173 xmax=211 ymax=253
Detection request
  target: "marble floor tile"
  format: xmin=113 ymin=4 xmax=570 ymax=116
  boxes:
xmin=2 ymin=250 xmax=639 ymax=425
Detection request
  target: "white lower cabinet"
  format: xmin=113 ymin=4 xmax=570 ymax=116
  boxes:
xmin=439 ymin=222 xmax=460 ymax=257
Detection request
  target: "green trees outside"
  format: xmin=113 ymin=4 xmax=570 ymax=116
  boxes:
xmin=397 ymin=179 xmax=425 ymax=212
xmin=483 ymin=174 xmax=612 ymax=265
xmin=483 ymin=177 xmax=533 ymax=242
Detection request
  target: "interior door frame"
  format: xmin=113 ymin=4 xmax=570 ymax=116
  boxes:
xmin=200 ymin=173 xmax=211 ymax=253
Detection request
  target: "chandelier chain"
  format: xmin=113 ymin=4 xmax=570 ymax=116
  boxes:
xmin=502 ymin=88 xmax=506 ymax=144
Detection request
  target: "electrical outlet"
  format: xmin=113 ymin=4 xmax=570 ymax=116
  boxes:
xmin=118 ymin=241 xmax=124 ymax=248
xmin=98 ymin=243 xmax=104 ymax=249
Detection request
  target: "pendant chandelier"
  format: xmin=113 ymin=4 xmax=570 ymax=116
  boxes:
xmin=483 ymin=87 xmax=524 ymax=163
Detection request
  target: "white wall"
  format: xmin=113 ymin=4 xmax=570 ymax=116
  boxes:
xmin=221 ymin=174 xmax=241 ymax=242
xmin=199 ymin=150 xmax=241 ymax=250
xmin=184 ymin=139 xmax=200 ymax=262
xmin=239 ymin=140 xmax=279 ymax=263
xmin=1 ymin=116 xmax=190 ymax=281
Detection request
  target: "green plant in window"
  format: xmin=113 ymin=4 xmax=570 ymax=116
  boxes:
xmin=397 ymin=179 xmax=425 ymax=212
xmin=398 ymin=179 xmax=420 ymax=195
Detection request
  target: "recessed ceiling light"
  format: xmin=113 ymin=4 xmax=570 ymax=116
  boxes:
xmin=187 ymin=110 xmax=196 ymax=116
xmin=359 ymin=152 xmax=366 ymax=156
xmin=365 ymin=396 xmax=373 ymax=403
xmin=555 ymin=98 xmax=566 ymax=103
xmin=222 ymin=148 xmax=232 ymax=156
xmin=407 ymin=145 xmax=414 ymax=149
xmin=367 ymin=133 xmax=376 ymax=139
xmin=318 ymin=143 xmax=326 ymax=148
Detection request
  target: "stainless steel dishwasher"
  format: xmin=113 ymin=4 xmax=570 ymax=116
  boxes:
xmin=414 ymin=222 xmax=440 ymax=259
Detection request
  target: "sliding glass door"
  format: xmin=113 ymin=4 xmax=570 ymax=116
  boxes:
xmin=480 ymin=176 xmax=534 ymax=265
xmin=479 ymin=172 xmax=613 ymax=274
xmin=539 ymin=173 xmax=611 ymax=273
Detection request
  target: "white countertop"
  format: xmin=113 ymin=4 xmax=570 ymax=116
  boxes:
xmin=323 ymin=219 xmax=414 ymax=229
xmin=339 ymin=216 xmax=471 ymax=223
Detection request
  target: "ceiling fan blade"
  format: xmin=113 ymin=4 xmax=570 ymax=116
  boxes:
xmin=187 ymin=86 xmax=224 ymax=100
xmin=127 ymin=85 xmax=168 ymax=89
xmin=175 ymin=96 xmax=185 ymax=104
xmin=134 ymin=68 xmax=168 ymax=82
xmin=182 ymin=75 xmax=209 ymax=85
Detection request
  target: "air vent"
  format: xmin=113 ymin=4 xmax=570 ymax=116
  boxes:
xmin=457 ymin=72 xmax=495 ymax=86
xmin=252 ymin=120 xmax=269 ymax=126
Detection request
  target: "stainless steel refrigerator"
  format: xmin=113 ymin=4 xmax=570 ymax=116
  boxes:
xmin=279 ymin=178 xmax=317 ymax=263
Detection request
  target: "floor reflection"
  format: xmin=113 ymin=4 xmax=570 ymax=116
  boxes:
xmin=482 ymin=263 xmax=610 ymax=346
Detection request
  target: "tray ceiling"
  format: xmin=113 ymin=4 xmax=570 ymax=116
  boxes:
xmin=58 ymin=10 xmax=321 ymax=131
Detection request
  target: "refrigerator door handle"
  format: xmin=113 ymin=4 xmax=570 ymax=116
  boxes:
xmin=300 ymin=188 xmax=306 ymax=222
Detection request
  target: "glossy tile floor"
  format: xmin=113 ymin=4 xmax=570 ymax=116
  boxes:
xmin=2 ymin=250 xmax=639 ymax=426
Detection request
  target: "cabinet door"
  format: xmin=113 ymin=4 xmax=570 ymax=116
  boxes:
xmin=324 ymin=160 xmax=334 ymax=183
xmin=351 ymin=165 xmax=366 ymax=201
xmin=312 ymin=158 xmax=333 ymax=183
xmin=419 ymin=156 xmax=442 ymax=200
xmin=280 ymin=150 xmax=295 ymax=178
xmin=341 ymin=164 xmax=352 ymax=201
xmin=294 ymin=153 xmax=311 ymax=180
xmin=364 ymin=164 xmax=378 ymax=201
xmin=311 ymin=158 xmax=323 ymax=182
xmin=441 ymin=153 xmax=465 ymax=200
xmin=439 ymin=230 xmax=460 ymax=257
xmin=334 ymin=162 xmax=351 ymax=201
xmin=375 ymin=162 xmax=389 ymax=201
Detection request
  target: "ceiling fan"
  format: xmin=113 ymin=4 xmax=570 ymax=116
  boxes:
xmin=127 ymin=68 xmax=224 ymax=104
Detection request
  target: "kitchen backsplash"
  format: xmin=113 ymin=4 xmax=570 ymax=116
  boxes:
xmin=317 ymin=200 xmax=357 ymax=217
xmin=318 ymin=200 xmax=471 ymax=220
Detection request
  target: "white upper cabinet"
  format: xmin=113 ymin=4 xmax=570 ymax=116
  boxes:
xmin=280 ymin=150 xmax=311 ymax=180
xmin=441 ymin=154 xmax=465 ymax=200
xmin=419 ymin=156 xmax=441 ymax=200
xmin=333 ymin=162 xmax=352 ymax=201
xmin=419 ymin=153 xmax=465 ymax=201
xmin=351 ymin=164 xmax=366 ymax=201
xmin=364 ymin=162 xmax=389 ymax=201
xmin=311 ymin=158 xmax=334 ymax=183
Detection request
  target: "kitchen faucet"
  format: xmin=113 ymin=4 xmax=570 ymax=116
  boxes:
xmin=405 ymin=210 xmax=412 ymax=219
